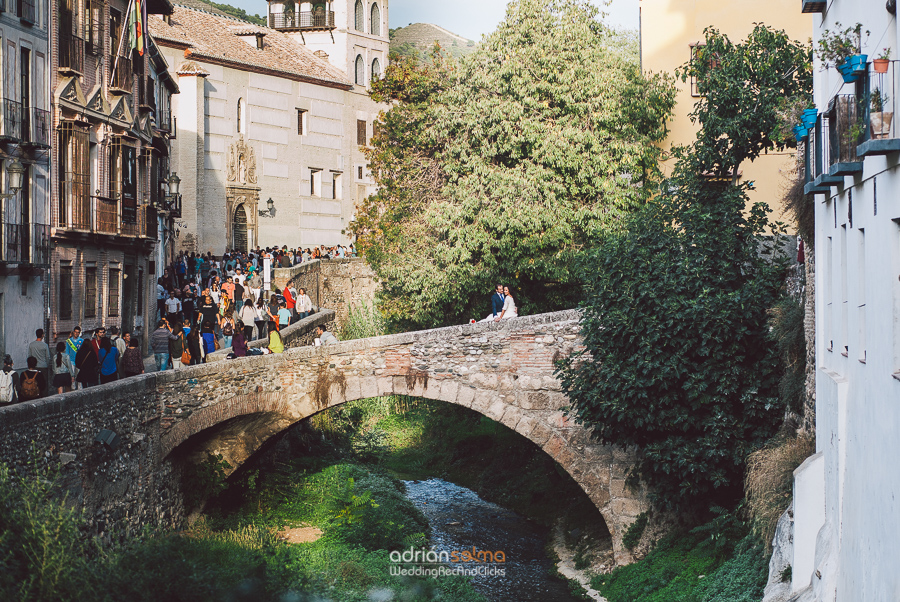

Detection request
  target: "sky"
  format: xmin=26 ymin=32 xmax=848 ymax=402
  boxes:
xmin=229 ymin=0 xmax=640 ymax=41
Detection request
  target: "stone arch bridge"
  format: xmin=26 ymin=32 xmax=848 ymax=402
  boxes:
xmin=0 ymin=310 xmax=646 ymax=564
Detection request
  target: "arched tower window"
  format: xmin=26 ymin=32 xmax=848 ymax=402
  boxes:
xmin=371 ymin=57 xmax=381 ymax=80
xmin=237 ymin=98 xmax=243 ymax=134
xmin=370 ymin=3 xmax=380 ymax=36
xmin=354 ymin=0 xmax=363 ymax=31
xmin=355 ymin=54 xmax=365 ymax=85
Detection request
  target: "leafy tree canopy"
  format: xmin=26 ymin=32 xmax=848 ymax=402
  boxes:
xmin=559 ymin=24 xmax=809 ymax=510
xmin=353 ymin=0 xmax=676 ymax=330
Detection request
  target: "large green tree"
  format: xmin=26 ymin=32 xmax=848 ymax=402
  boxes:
xmin=353 ymin=0 xmax=676 ymax=330
xmin=558 ymin=24 xmax=811 ymax=510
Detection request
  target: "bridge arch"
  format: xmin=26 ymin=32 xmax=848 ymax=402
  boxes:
xmin=158 ymin=310 xmax=648 ymax=564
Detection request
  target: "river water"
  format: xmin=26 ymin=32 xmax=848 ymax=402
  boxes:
xmin=402 ymin=478 xmax=582 ymax=602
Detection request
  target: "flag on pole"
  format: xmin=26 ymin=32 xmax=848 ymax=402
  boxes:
xmin=128 ymin=0 xmax=145 ymax=56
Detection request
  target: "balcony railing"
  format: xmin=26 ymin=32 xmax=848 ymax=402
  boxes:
xmin=827 ymin=94 xmax=862 ymax=173
xmin=111 ymin=56 xmax=133 ymax=92
xmin=1 ymin=99 xmax=22 ymax=140
xmin=1 ymin=223 xmax=50 ymax=266
xmin=269 ymin=11 xmax=335 ymax=30
xmin=156 ymin=107 xmax=172 ymax=132
xmin=95 ymin=195 xmax=118 ymax=234
xmin=25 ymin=108 xmax=50 ymax=146
xmin=58 ymin=31 xmax=85 ymax=75
xmin=17 ymin=0 xmax=34 ymax=24
xmin=858 ymin=59 xmax=900 ymax=156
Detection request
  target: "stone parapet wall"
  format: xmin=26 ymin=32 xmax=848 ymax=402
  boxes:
xmin=206 ymin=309 xmax=337 ymax=362
xmin=271 ymin=258 xmax=377 ymax=333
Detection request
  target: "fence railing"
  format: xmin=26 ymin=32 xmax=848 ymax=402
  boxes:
xmin=827 ymin=94 xmax=860 ymax=167
xmin=58 ymin=30 xmax=84 ymax=74
xmin=111 ymin=56 xmax=133 ymax=91
xmin=860 ymin=59 xmax=898 ymax=143
xmin=269 ymin=11 xmax=335 ymax=30
xmin=1 ymin=99 xmax=21 ymax=140
xmin=59 ymin=195 xmax=156 ymax=240
xmin=1 ymin=222 xmax=50 ymax=266
xmin=26 ymin=108 xmax=50 ymax=146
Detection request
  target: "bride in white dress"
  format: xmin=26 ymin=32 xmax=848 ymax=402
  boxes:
xmin=495 ymin=286 xmax=518 ymax=321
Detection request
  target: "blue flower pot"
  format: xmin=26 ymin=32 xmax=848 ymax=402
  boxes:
xmin=837 ymin=61 xmax=860 ymax=83
xmin=802 ymin=109 xmax=818 ymax=128
xmin=848 ymin=54 xmax=868 ymax=71
xmin=793 ymin=125 xmax=809 ymax=141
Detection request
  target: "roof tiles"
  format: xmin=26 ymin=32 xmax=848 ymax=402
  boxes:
xmin=149 ymin=5 xmax=351 ymax=88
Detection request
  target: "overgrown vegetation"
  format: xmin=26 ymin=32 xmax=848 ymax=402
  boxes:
xmin=745 ymin=434 xmax=815 ymax=550
xmin=593 ymin=513 xmax=769 ymax=602
xmin=769 ymin=296 xmax=808 ymax=415
xmin=354 ymin=0 xmax=676 ymax=330
xmin=559 ymin=24 xmax=812 ymax=512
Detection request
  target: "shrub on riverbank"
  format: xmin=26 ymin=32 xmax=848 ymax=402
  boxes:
xmin=591 ymin=514 xmax=768 ymax=602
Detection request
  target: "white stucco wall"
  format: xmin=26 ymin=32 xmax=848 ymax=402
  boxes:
xmin=804 ymin=2 xmax=900 ymax=600
xmin=792 ymin=452 xmax=825 ymax=593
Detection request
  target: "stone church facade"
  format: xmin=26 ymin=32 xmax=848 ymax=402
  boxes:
xmin=150 ymin=0 xmax=387 ymax=255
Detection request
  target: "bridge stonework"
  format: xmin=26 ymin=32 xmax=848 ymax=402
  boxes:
xmin=0 ymin=310 xmax=648 ymax=565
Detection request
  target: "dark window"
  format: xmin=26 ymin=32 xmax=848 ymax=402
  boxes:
xmin=16 ymin=0 xmax=34 ymax=24
xmin=237 ymin=98 xmax=243 ymax=134
xmin=108 ymin=267 xmax=120 ymax=317
xmin=84 ymin=267 xmax=97 ymax=317
xmin=122 ymin=146 xmax=137 ymax=223
xmin=86 ymin=0 xmax=103 ymax=55
xmin=59 ymin=266 xmax=73 ymax=320
xmin=137 ymin=268 xmax=144 ymax=314
xmin=357 ymin=119 xmax=366 ymax=146
xmin=297 ymin=109 xmax=306 ymax=135
xmin=358 ymin=166 xmax=363 ymax=179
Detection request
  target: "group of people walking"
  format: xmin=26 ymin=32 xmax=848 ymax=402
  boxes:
xmin=0 ymin=326 xmax=144 ymax=405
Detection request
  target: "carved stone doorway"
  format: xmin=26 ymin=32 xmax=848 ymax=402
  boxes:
xmin=232 ymin=204 xmax=248 ymax=252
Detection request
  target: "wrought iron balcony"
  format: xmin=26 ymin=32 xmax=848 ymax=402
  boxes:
xmin=827 ymin=94 xmax=863 ymax=175
xmin=156 ymin=107 xmax=172 ymax=132
xmin=1 ymin=222 xmax=50 ymax=267
xmin=0 ymin=99 xmax=22 ymax=140
xmin=58 ymin=31 xmax=85 ymax=75
xmin=858 ymin=59 xmax=900 ymax=157
xmin=25 ymin=108 xmax=50 ymax=146
xmin=94 ymin=195 xmax=118 ymax=234
xmin=111 ymin=56 xmax=133 ymax=92
xmin=269 ymin=10 xmax=335 ymax=30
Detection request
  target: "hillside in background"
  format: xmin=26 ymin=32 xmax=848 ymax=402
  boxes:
xmin=390 ymin=23 xmax=476 ymax=61
xmin=186 ymin=0 xmax=266 ymax=25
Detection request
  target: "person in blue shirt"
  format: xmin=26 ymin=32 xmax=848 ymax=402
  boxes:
xmin=97 ymin=337 xmax=120 ymax=384
xmin=277 ymin=302 xmax=292 ymax=329
xmin=65 ymin=327 xmax=84 ymax=366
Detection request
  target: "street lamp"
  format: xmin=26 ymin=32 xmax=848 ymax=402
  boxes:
xmin=0 ymin=159 xmax=25 ymax=199
xmin=259 ymin=197 xmax=276 ymax=218
xmin=165 ymin=172 xmax=182 ymax=215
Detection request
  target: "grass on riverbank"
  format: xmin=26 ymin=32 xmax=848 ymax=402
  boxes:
xmin=591 ymin=511 xmax=769 ymax=602
xmin=0 ymin=458 xmax=485 ymax=602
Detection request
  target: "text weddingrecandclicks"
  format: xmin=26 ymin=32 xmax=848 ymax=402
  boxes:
xmin=388 ymin=546 xmax=507 ymax=577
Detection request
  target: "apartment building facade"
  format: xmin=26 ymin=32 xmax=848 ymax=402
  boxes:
xmin=51 ymin=0 xmax=178 ymax=348
xmin=0 ymin=0 xmax=51 ymax=366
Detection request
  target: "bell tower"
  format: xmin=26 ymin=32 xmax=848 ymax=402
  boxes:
xmin=266 ymin=0 xmax=389 ymax=88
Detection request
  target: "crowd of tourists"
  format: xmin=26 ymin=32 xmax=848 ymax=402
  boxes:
xmin=0 ymin=245 xmax=349 ymax=407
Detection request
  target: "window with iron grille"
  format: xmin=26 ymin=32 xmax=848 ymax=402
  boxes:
xmin=355 ymin=55 xmax=364 ymax=86
xmin=107 ymin=267 xmax=120 ymax=317
xmin=357 ymin=119 xmax=366 ymax=146
xmin=354 ymin=0 xmax=363 ymax=31
xmin=85 ymin=266 xmax=97 ymax=317
xmin=59 ymin=265 xmax=73 ymax=320
xmin=58 ymin=121 xmax=90 ymax=229
xmin=690 ymin=45 xmax=702 ymax=97
xmin=122 ymin=146 xmax=137 ymax=222
xmin=86 ymin=0 xmax=103 ymax=55
xmin=108 ymin=137 xmax=122 ymax=201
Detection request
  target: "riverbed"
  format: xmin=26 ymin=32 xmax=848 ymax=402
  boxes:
xmin=403 ymin=478 xmax=583 ymax=602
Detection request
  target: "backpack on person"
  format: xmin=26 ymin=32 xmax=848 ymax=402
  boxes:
xmin=0 ymin=371 xmax=15 ymax=404
xmin=21 ymin=372 xmax=40 ymax=401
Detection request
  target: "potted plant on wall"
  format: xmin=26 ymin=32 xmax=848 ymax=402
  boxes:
xmin=870 ymin=88 xmax=893 ymax=139
xmin=873 ymin=48 xmax=891 ymax=73
xmin=816 ymin=23 xmax=870 ymax=83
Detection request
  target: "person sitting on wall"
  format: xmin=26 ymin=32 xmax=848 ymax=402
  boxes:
xmin=315 ymin=324 xmax=338 ymax=346
xmin=267 ymin=322 xmax=284 ymax=354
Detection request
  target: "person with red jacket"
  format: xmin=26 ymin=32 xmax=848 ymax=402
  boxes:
xmin=282 ymin=286 xmax=297 ymax=323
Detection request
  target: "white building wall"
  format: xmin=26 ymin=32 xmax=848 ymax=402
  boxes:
xmin=802 ymin=1 xmax=900 ymax=600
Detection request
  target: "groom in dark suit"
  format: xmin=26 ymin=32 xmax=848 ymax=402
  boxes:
xmin=491 ymin=284 xmax=505 ymax=318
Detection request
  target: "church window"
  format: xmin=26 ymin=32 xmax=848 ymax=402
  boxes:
xmin=354 ymin=0 xmax=364 ymax=31
xmin=370 ymin=3 xmax=380 ymax=36
xmin=371 ymin=57 xmax=381 ymax=80
xmin=355 ymin=54 xmax=364 ymax=85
